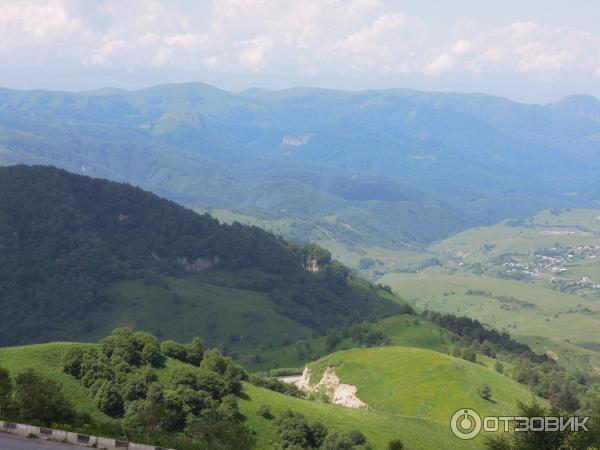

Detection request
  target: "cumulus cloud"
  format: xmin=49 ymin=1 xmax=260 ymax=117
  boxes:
xmin=0 ymin=0 xmax=84 ymax=50
xmin=89 ymin=39 xmax=126 ymax=65
xmin=165 ymin=33 xmax=209 ymax=49
xmin=238 ymin=36 xmax=274 ymax=69
xmin=1 ymin=0 xmax=600 ymax=91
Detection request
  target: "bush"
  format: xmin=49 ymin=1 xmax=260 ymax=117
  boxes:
xmin=14 ymin=369 xmax=75 ymax=425
xmin=275 ymin=410 xmax=327 ymax=448
xmin=478 ymin=384 xmax=493 ymax=401
xmin=321 ymin=430 xmax=365 ymax=449
xmin=346 ymin=429 xmax=366 ymax=445
xmin=258 ymin=403 xmax=272 ymax=419
xmin=388 ymin=438 xmax=404 ymax=450
xmin=494 ymin=360 xmax=504 ymax=374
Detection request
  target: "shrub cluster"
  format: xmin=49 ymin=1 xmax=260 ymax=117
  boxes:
xmin=275 ymin=409 xmax=369 ymax=449
xmin=63 ymin=328 xmax=246 ymax=437
xmin=248 ymin=373 xmax=304 ymax=398
xmin=0 ymin=367 xmax=76 ymax=426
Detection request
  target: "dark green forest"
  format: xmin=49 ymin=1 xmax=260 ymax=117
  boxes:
xmin=0 ymin=165 xmax=404 ymax=345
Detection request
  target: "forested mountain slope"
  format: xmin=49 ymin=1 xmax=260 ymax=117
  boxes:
xmin=0 ymin=165 xmax=405 ymax=346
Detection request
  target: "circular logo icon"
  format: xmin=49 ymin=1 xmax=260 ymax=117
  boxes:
xmin=451 ymin=408 xmax=482 ymax=440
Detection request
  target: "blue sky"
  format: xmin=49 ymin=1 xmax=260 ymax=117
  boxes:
xmin=0 ymin=0 xmax=599 ymax=103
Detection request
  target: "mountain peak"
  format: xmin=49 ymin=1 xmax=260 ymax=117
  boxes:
xmin=550 ymin=94 xmax=600 ymax=121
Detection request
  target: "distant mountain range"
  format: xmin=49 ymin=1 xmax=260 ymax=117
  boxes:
xmin=1 ymin=83 xmax=598 ymax=249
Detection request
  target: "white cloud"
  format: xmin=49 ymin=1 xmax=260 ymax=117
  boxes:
xmin=0 ymin=0 xmax=84 ymax=50
xmin=152 ymin=46 xmax=173 ymax=67
xmin=165 ymin=33 xmax=209 ymax=49
xmin=422 ymin=54 xmax=455 ymax=75
xmin=238 ymin=36 xmax=274 ymax=69
xmin=452 ymin=39 xmax=472 ymax=56
xmin=89 ymin=39 xmax=126 ymax=65
xmin=1 ymin=0 xmax=600 ymax=94
xmin=138 ymin=32 xmax=160 ymax=47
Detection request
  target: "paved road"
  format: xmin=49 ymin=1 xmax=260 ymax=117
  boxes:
xmin=278 ymin=375 xmax=302 ymax=384
xmin=0 ymin=433 xmax=77 ymax=450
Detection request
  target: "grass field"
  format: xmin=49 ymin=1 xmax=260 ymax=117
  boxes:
xmin=380 ymin=270 xmax=600 ymax=345
xmin=0 ymin=343 xmax=489 ymax=449
xmin=516 ymin=335 xmax=600 ymax=375
xmin=374 ymin=315 xmax=452 ymax=353
xmin=427 ymin=209 xmax=599 ymax=272
xmin=307 ymin=347 xmax=539 ymax=424
xmin=72 ymin=275 xmax=314 ymax=355
xmin=530 ymin=209 xmax=600 ymax=232
xmin=239 ymin=382 xmax=484 ymax=450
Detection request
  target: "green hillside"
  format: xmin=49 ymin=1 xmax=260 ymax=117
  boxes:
xmin=239 ymin=383 xmax=483 ymax=450
xmin=243 ymin=314 xmax=453 ymax=372
xmin=307 ymin=347 xmax=539 ymax=423
xmin=0 ymin=341 xmax=485 ymax=450
xmin=0 ymin=165 xmax=405 ymax=348
xmin=0 ymin=343 xmax=110 ymax=423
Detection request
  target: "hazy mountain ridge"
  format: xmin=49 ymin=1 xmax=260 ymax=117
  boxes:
xmin=0 ymin=83 xmax=598 ymax=251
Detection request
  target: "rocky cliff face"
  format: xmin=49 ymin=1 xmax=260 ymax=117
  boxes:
xmin=296 ymin=366 xmax=366 ymax=409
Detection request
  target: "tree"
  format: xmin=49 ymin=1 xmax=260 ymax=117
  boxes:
xmin=494 ymin=360 xmax=504 ymax=374
xmin=94 ymin=381 xmax=124 ymax=417
xmin=462 ymin=349 xmax=477 ymax=363
xmin=309 ymin=421 xmax=329 ymax=448
xmin=13 ymin=369 xmax=74 ymax=424
xmin=201 ymin=349 xmax=245 ymax=394
xmin=552 ymin=387 xmax=580 ymax=412
xmin=275 ymin=410 xmax=312 ymax=448
xmin=123 ymin=398 xmax=162 ymax=432
xmin=478 ymin=384 xmax=493 ymax=401
xmin=136 ymin=331 xmax=163 ymax=367
xmin=186 ymin=337 xmax=205 ymax=366
xmin=0 ymin=366 xmax=12 ymax=417
xmin=484 ymin=400 xmax=570 ymax=450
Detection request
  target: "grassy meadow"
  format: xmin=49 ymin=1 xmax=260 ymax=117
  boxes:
xmin=307 ymin=347 xmax=539 ymax=423
xmin=0 ymin=342 xmax=490 ymax=450
xmin=380 ymin=270 xmax=600 ymax=345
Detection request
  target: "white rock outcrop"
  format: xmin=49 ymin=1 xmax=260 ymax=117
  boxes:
xmin=296 ymin=366 xmax=366 ymax=409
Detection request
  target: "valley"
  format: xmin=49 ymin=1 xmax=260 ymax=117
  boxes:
xmin=0 ymin=168 xmax=598 ymax=449
xmin=2 ymin=0 xmax=600 ymax=447
xmin=1 ymin=85 xmax=599 ymax=449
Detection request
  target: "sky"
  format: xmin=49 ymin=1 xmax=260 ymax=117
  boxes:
xmin=0 ymin=0 xmax=599 ymax=103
